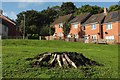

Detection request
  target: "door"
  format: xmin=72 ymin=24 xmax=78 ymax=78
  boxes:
xmin=84 ymin=35 xmax=89 ymax=43
xmin=91 ymin=35 xmax=97 ymax=43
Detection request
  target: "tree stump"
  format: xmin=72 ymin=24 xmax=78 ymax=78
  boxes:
xmin=28 ymin=52 xmax=101 ymax=68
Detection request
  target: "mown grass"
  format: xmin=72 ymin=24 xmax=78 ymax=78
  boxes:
xmin=2 ymin=39 xmax=118 ymax=78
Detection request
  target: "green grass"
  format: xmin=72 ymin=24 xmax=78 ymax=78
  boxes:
xmin=2 ymin=39 xmax=119 ymax=78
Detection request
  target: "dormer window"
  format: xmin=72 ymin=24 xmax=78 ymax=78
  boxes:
xmin=91 ymin=24 xmax=96 ymax=30
xmin=59 ymin=23 xmax=63 ymax=28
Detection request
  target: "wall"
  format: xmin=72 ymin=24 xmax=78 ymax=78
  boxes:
xmin=84 ymin=23 xmax=101 ymax=39
xmin=103 ymin=21 xmax=120 ymax=43
xmin=54 ymin=24 xmax=64 ymax=39
xmin=1 ymin=24 xmax=8 ymax=38
xmin=69 ymin=23 xmax=81 ymax=38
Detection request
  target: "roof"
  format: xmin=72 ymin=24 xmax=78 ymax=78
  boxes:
xmin=104 ymin=10 xmax=120 ymax=23
xmin=69 ymin=13 xmax=91 ymax=24
xmin=0 ymin=13 xmax=16 ymax=26
xmin=52 ymin=14 xmax=72 ymax=25
xmin=83 ymin=13 xmax=105 ymax=25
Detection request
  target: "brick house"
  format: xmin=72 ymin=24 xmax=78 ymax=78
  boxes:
xmin=68 ymin=13 xmax=91 ymax=40
xmin=52 ymin=14 xmax=72 ymax=40
xmin=82 ymin=11 xmax=106 ymax=43
xmin=103 ymin=10 xmax=120 ymax=43
xmin=0 ymin=10 xmax=20 ymax=39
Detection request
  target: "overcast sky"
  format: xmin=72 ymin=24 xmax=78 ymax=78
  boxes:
xmin=1 ymin=2 xmax=118 ymax=20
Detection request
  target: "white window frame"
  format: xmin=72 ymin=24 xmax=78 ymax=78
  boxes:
xmin=73 ymin=23 xmax=78 ymax=29
xmin=105 ymin=36 xmax=114 ymax=39
xmin=91 ymin=35 xmax=97 ymax=39
xmin=91 ymin=35 xmax=97 ymax=43
xmin=58 ymin=32 xmax=63 ymax=37
xmin=91 ymin=24 xmax=96 ymax=30
xmin=59 ymin=23 xmax=63 ymax=28
xmin=106 ymin=23 xmax=112 ymax=30
xmin=73 ymin=34 xmax=78 ymax=38
xmin=105 ymin=35 xmax=114 ymax=42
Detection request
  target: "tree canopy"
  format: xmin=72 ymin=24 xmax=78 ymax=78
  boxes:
xmin=109 ymin=5 xmax=120 ymax=12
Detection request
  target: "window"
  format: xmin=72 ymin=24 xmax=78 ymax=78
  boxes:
xmin=59 ymin=23 xmax=63 ymax=28
xmin=91 ymin=35 xmax=97 ymax=39
xmin=91 ymin=35 xmax=97 ymax=43
xmin=82 ymin=26 xmax=85 ymax=30
xmin=73 ymin=23 xmax=78 ymax=29
xmin=106 ymin=23 xmax=112 ymax=30
xmin=58 ymin=32 xmax=63 ymax=37
xmin=105 ymin=36 xmax=114 ymax=39
xmin=73 ymin=34 xmax=78 ymax=38
xmin=105 ymin=36 xmax=114 ymax=42
xmin=91 ymin=24 xmax=96 ymax=30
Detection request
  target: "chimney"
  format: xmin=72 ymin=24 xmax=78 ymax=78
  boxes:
xmin=0 ymin=9 xmax=3 ymax=14
xmin=104 ymin=7 xmax=107 ymax=15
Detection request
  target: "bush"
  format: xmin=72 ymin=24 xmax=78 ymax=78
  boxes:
xmin=28 ymin=34 xmax=39 ymax=39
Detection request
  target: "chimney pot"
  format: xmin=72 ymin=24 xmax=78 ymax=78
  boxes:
xmin=104 ymin=8 xmax=107 ymax=13
xmin=104 ymin=7 xmax=107 ymax=15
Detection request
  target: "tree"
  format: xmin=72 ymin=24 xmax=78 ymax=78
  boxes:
xmin=16 ymin=10 xmax=41 ymax=35
xmin=40 ymin=25 xmax=50 ymax=36
xmin=109 ymin=5 xmax=120 ymax=12
xmin=74 ymin=5 xmax=103 ymax=16
xmin=63 ymin=22 xmax=71 ymax=37
xmin=41 ymin=7 xmax=58 ymax=25
xmin=60 ymin=2 xmax=77 ymax=15
xmin=28 ymin=25 xmax=37 ymax=34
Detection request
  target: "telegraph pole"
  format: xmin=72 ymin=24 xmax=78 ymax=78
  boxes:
xmin=23 ymin=14 xmax=25 ymax=39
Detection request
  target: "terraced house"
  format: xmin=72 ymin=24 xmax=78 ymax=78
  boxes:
xmin=52 ymin=14 xmax=72 ymax=40
xmin=82 ymin=12 xmax=106 ymax=43
xmin=103 ymin=10 xmax=120 ymax=44
xmin=52 ymin=8 xmax=119 ymax=44
xmin=68 ymin=13 xmax=91 ymax=40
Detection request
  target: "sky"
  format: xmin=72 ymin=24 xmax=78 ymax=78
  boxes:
xmin=1 ymin=2 xmax=119 ymax=20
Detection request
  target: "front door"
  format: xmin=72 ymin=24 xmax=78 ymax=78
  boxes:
xmin=84 ymin=35 xmax=89 ymax=43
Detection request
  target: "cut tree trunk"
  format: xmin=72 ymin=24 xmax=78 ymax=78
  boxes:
xmin=30 ymin=52 xmax=101 ymax=68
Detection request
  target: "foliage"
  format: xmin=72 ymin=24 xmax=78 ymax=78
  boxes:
xmin=16 ymin=9 xmax=58 ymax=36
xmin=74 ymin=5 xmax=104 ymax=16
xmin=40 ymin=26 xmax=50 ymax=36
xmin=60 ymin=2 xmax=77 ymax=15
xmin=109 ymin=5 xmax=120 ymax=12
xmin=28 ymin=25 xmax=37 ymax=34
xmin=2 ymin=40 xmax=118 ymax=78
xmin=63 ymin=22 xmax=71 ymax=37
xmin=28 ymin=34 xmax=39 ymax=39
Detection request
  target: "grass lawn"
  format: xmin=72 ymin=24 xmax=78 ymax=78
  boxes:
xmin=2 ymin=39 xmax=119 ymax=78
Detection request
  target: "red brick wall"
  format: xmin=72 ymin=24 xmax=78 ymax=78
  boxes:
xmin=54 ymin=24 xmax=64 ymax=39
xmin=84 ymin=23 xmax=102 ymax=39
xmin=103 ymin=21 xmax=120 ymax=43
xmin=69 ymin=23 xmax=81 ymax=38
